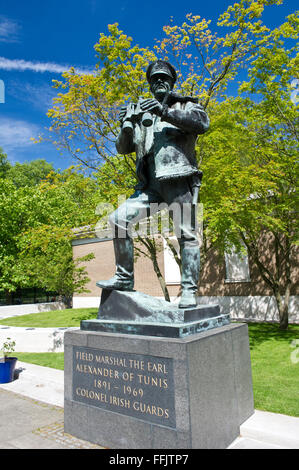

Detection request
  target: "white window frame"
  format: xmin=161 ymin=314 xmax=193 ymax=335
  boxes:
xmin=224 ymin=245 xmax=251 ymax=283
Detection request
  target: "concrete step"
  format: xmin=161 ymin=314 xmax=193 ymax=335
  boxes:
xmin=228 ymin=436 xmax=285 ymax=449
xmin=239 ymin=409 xmax=299 ymax=449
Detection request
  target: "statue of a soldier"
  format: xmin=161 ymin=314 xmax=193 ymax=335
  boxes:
xmin=97 ymin=60 xmax=210 ymax=308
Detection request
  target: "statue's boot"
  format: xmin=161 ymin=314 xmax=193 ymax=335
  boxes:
xmin=96 ymin=238 xmax=134 ymax=291
xmin=178 ymin=245 xmax=200 ymax=308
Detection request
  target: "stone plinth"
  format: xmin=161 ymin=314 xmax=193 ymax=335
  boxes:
xmin=64 ymin=323 xmax=254 ymax=449
xmin=99 ymin=289 xmax=221 ymax=323
xmin=80 ymin=289 xmax=230 ymax=338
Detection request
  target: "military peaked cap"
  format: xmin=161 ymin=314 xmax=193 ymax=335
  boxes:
xmin=146 ymin=60 xmax=177 ymax=84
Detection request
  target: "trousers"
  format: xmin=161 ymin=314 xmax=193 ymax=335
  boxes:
xmin=109 ymin=154 xmax=199 ymax=247
xmin=106 ymin=154 xmax=200 ymax=294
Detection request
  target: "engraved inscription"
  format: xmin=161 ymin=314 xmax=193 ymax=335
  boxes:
xmin=72 ymin=347 xmax=176 ymax=428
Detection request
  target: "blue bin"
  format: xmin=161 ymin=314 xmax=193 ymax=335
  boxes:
xmin=0 ymin=357 xmax=17 ymax=383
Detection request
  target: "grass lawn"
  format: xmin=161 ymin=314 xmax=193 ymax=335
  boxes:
xmin=247 ymin=322 xmax=299 ymax=417
xmin=2 ymin=309 xmax=299 ymax=417
xmin=17 ymin=352 xmax=64 ymax=370
xmin=0 ymin=307 xmax=98 ymax=327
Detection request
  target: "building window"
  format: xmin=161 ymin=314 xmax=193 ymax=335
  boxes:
xmin=163 ymin=237 xmax=181 ymax=285
xmin=224 ymin=245 xmax=250 ymax=282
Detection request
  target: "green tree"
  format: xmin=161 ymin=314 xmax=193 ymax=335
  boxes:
xmin=17 ymin=168 xmax=99 ymax=302
xmin=0 ymin=148 xmax=11 ymax=178
xmin=6 ymin=159 xmax=55 ymax=188
xmin=0 ymin=165 xmax=99 ymax=303
xmin=154 ymin=0 xmax=279 ymax=107
xmin=47 ymin=1 xmax=279 ymax=168
xmin=19 ymin=225 xmax=95 ymax=308
xmin=0 ymin=179 xmax=40 ymax=295
xmin=199 ymin=12 xmax=298 ymax=329
xmin=44 ymin=0 xmax=297 ymax=312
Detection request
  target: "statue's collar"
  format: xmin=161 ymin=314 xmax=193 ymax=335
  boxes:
xmin=166 ymin=92 xmax=198 ymax=105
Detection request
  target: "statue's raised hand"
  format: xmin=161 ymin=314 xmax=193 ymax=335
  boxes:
xmin=119 ymin=103 xmax=136 ymax=123
xmin=118 ymin=106 xmax=127 ymax=123
xmin=140 ymin=99 xmax=163 ymax=116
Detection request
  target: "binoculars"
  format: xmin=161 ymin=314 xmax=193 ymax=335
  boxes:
xmin=121 ymin=99 xmax=153 ymax=131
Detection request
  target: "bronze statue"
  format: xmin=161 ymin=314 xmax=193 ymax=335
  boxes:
xmin=96 ymin=60 xmax=210 ymax=308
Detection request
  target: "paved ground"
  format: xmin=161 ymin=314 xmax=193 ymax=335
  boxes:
xmin=0 ymin=389 xmax=103 ymax=449
xmin=0 ymin=325 xmax=77 ymax=353
xmin=1 ymin=360 xmax=299 ymax=449
xmin=1 ymin=309 xmax=299 ymax=450
xmin=0 ymin=361 xmax=103 ymax=449
xmin=0 ymin=308 xmax=78 ymax=353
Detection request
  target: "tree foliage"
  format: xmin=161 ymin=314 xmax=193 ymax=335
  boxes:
xmin=0 ymin=148 xmax=11 ymax=178
xmin=42 ymin=0 xmax=298 ymax=327
xmin=0 ymin=163 xmax=99 ymax=302
xmin=198 ymin=12 xmax=298 ymax=329
xmin=6 ymin=159 xmax=55 ymax=188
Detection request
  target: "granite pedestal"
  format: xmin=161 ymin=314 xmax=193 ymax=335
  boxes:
xmin=64 ymin=322 xmax=254 ymax=449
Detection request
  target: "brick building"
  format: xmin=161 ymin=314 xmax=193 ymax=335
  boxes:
xmin=72 ymin=228 xmax=299 ymax=323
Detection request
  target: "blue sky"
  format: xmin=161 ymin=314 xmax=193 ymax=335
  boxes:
xmin=0 ymin=0 xmax=297 ymax=170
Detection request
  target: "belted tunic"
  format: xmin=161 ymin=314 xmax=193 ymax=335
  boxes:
xmin=116 ymin=99 xmax=209 ymax=190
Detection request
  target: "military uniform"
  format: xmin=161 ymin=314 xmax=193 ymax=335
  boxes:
xmin=97 ymin=61 xmax=210 ymax=308
xmin=116 ymin=99 xmax=209 ymax=187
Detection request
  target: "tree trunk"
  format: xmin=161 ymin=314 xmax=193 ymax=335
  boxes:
xmin=146 ymin=239 xmax=171 ymax=302
xmin=273 ymin=288 xmax=290 ymax=330
xmin=240 ymin=231 xmax=292 ymax=331
xmin=279 ymin=306 xmax=289 ymax=330
xmin=152 ymin=255 xmax=170 ymax=302
xmin=63 ymin=295 xmax=73 ymax=309
xmin=275 ymin=236 xmax=292 ymax=330
xmin=5 ymin=290 xmax=12 ymax=306
xmin=136 ymin=237 xmax=170 ymax=302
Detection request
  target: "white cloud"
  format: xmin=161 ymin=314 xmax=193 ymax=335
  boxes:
xmin=9 ymin=80 xmax=58 ymax=111
xmin=0 ymin=16 xmax=20 ymax=43
xmin=0 ymin=57 xmax=94 ymax=75
xmin=0 ymin=117 xmax=39 ymax=152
